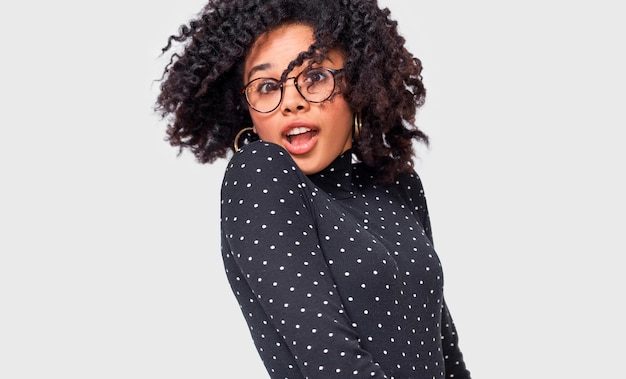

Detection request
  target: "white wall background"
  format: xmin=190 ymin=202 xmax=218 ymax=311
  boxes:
xmin=1 ymin=1 xmax=624 ymax=378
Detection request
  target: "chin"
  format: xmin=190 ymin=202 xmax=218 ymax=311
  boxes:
xmin=292 ymin=157 xmax=322 ymax=175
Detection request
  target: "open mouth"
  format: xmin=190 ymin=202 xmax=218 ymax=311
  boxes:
xmin=282 ymin=126 xmax=319 ymax=155
xmin=285 ymin=127 xmax=318 ymax=144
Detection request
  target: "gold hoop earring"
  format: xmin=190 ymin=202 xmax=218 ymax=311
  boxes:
xmin=353 ymin=112 xmax=362 ymax=139
xmin=234 ymin=127 xmax=256 ymax=152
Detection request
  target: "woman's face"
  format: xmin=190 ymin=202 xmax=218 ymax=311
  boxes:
xmin=243 ymin=24 xmax=353 ymax=175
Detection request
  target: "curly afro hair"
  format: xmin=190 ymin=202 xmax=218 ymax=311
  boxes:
xmin=155 ymin=0 xmax=428 ymax=185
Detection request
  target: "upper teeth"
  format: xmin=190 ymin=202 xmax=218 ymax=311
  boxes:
xmin=287 ymin=127 xmax=311 ymax=136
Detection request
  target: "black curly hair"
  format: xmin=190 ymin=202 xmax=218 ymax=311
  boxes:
xmin=155 ymin=0 xmax=428 ymax=185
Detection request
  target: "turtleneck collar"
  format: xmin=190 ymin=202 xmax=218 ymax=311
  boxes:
xmin=307 ymin=150 xmax=356 ymax=200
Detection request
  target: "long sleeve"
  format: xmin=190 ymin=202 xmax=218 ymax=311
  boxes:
xmin=221 ymin=142 xmax=388 ymax=378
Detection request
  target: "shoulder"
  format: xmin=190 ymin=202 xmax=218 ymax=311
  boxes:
xmin=223 ymin=141 xmax=301 ymax=183
xmin=390 ymin=168 xmax=430 ymax=219
xmin=221 ymin=141 xmax=311 ymax=198
xmin=225 ymin=141 xmax=296 ymax=174
xmin=394 ymin=169 xmax=427 ymax=198
xmin=393 ymin=168 xmax=434 ymax=240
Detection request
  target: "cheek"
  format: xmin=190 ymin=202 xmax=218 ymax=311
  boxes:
xmin=326 ymin=104 xmax=353 ymax=134
xmin=249 ymin=113 xmax=275 ymax=138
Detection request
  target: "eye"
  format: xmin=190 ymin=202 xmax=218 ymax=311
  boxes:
xmin=250 ymin=78 xmax=281 ymax=95
xmin=302 ymin=68 xmax=330 ymax=84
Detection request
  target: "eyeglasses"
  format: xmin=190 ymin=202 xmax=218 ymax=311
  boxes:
xmin=241 ymin=67 xmax=343 ymax=113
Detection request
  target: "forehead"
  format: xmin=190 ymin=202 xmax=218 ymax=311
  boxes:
xmin=244 ymin=24 xmax=315 ymax=80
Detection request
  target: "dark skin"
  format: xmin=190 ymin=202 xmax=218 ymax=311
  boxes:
xmin=155 ymin=0 xmax=428 ymax=185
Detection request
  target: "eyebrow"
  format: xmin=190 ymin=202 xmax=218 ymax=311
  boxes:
xmin=247 ymin=63 xmax=272 ymax=80
xmin=246 ymin=56 xmax=338 ymax=80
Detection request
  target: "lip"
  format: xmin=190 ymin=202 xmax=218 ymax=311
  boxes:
xmin=281 ymin=121 xmax=319 ymax=155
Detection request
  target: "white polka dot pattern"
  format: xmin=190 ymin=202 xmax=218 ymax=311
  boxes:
xmin=221 ymin=142 xmax=470 ymax=379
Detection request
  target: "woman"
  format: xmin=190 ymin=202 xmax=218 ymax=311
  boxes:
xmin=155 ymin=0 xmax=471 ymax=378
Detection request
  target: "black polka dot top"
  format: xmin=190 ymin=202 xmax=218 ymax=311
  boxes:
xmin=221 ymin=142 xmax=470 ymax=379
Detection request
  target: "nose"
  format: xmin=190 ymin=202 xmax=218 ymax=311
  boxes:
xmin=280 ymin=77 xmax=308 ymax=113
